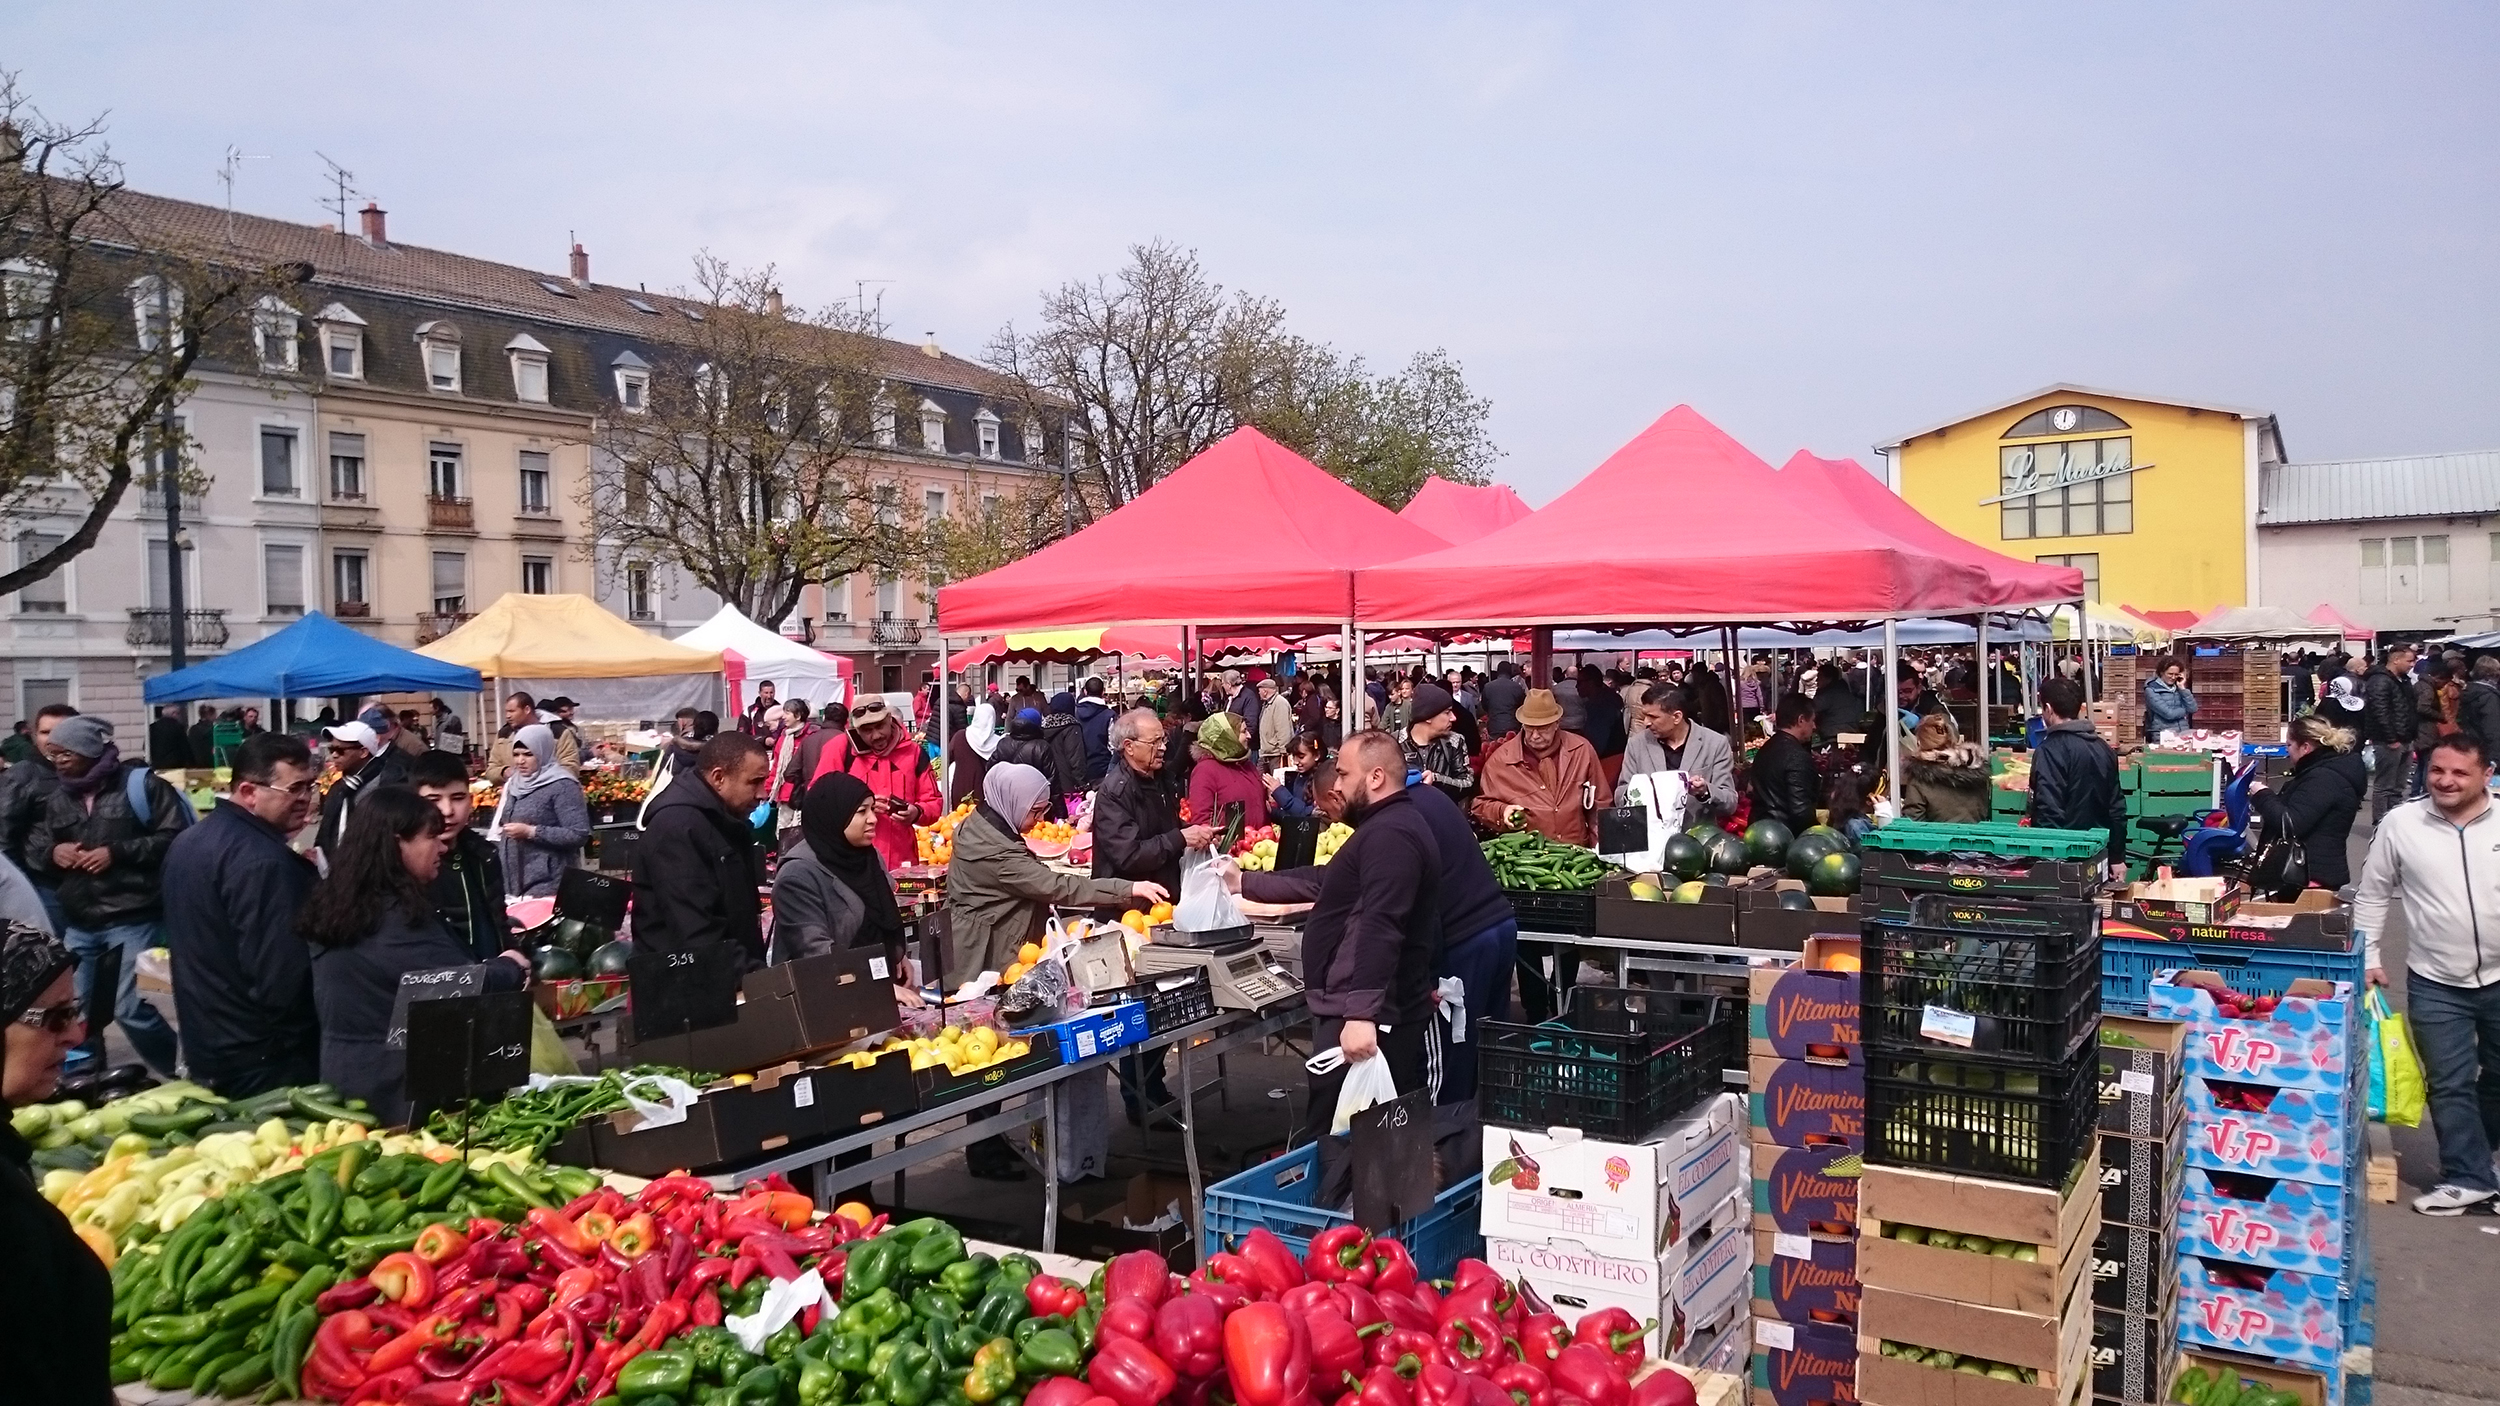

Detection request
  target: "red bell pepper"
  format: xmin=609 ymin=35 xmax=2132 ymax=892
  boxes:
xmin=1175 ymin=1371 xmax=1233 ymax=1406
xmin=1356 ymin=1365 xmax=1413 ymax=1406
xmin=1236 ymin=1228 xmax=1307 ymax=1298
xmin=1028 ymin=1274 xmax=1088 ymax=1319
xmin=1409 ymin=1282 xmax=1443 ymax=1318
xmin=1548 ymin=1346 xmax=1630 ymax=1406
xmin=1363 ymin=1238 xmax=1418 ymax=1295
xmin=1105 ymin=1248 xmax=1172 ymax=1309
xmin=1370 ymin=1327 xmax=1446 ymax=1374
xmin=1569 ymin=1309 xmax=1652 ymax=1375
xmin=1376 ymin=1291 xmax=1436 ymax=1334
xmin=1026 ymin=1377 xmax=1097 ymax=1406
xmin=1440 ymin=1268 xmax=1515 ymax=1325
xmin=411 ymin=1223 xmax=471 ymax=1266
xmin=1155 ymin=1293 xmax=1225 ymax=1378
xmin=1340 ymin=1285 xmax=1384 ymax=1331
xmin=1282 ymin=1282 xmax=1348 ymax=1320
xmin=729 ymin=1189 xmax=815 ymax=1229
xmin=1089 ymin=1335 xmax=1181 ymax=1406
xmin=1186 ymin=1272 xmax=1251 ymax=1317
xmin=1493 ymin=1362 xmax=1554 ymax=1406
xmin=1101 ymin=1296 xmax=1157 ymax=1346
xmin=1439 ymin=1314 xmax=1508 ymax=1376
xmin=692 ymin=1286 xmax=722 ymax=1327
xmin=607 ymin=1211 xmax=660 ymax=1260
xmin=1516 ymin=1316 xmax=1569 ymax=1369
xmin=1417 ymin=1361 xmax=1474 ymax=1406
xmin=369 ymin=1252 xmax=438 ymax=1309
xmin=1307 ymin=1226 xmax=1373 ymax=1286
xmin=1304 ymin=1309 xmax=1368 ymax=1384
xmin=1226 ymin=1301 xmax=1312 ymax=1406
xmin=1631 ymin=1370 xmax=1697 ymax=1406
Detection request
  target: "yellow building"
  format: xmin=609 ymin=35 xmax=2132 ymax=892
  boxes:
xmin=1874 ymin=385 xmax=2284 ymax=616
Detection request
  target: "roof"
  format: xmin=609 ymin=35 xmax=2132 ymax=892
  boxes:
xmin=1397 ymin=476 xmax=1534 ymax=544
xmin=2256 ymin=449 xmax=2500 ymax=526
xmin=143 ymin=612 xmax=483 ymax=704
xmin=1778 ymin=451 xmax=2083 ymax=605
xmin=1875 ymin=383 xmax=2275 ymax=452
xmin=416 ymin=594 xmax=722 ymax=677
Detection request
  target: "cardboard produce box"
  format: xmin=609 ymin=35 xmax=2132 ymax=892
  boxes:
xmin=2181 ymin=1078 xmax=2347 ymax=1182
xmin=1750 ymin=1317 xmax=1856 ymax=1406
xmin=1736 ymin=877 xmax=1866 ymax=953
xmin=2169 ymin=1352 xmax=2330 ymax=1406
xmin=2121 ymin=878 xmax=2239 ymax=926
xmin=2088 ymin=1222 xmax=2175 ymax=1317
xmin=1597 ymin=873 xmax=1741 ymax=945
xmin=1486 ymin=1189 xmax=1749 ymax=1359
xmin=2149 ymin=974 xmax=2353 ymax=1093
xmin=2098 ymin=1122 xmax=2184 ymax=1232
xmin=1749 ymin=938 xmax=1864 ymax=1064
xmin=1754 ymin=1227 xmax=1860 ymax=1327
xmin=2101 ymin=890 xmax=2350 ymax=954
xmin=2089 ymin=1303 xmax=2178 ymax=1405
xmin=1750 ymin=1055 xmax=1867 ymax=1150
xmin=586 ymin=1059 xmax=908 ymax=1176
xmin=1860 ymin=1266 xmax=2093 ymax=1376
xmin=1752 ymin=1142 xmax=1862 ymax=1238
xmin=1482 ymin=1093 xmax=1742 ymax=1258
xmin=616 ymin=946 xmax=900 ymax=1073
xmin=2176 ymin=1169 xmax=2348 ymax=1277
xmin=1858 ymin=1153 xmax=2100 ymax=1317
xmin=2096 ymin=1019 xmax=2185 ymax=1137
xmin=2175 ymin=1254 xmax=2342 ymax=1370
xmin=1857 ymin=1286 xmax=2092 ymax=1406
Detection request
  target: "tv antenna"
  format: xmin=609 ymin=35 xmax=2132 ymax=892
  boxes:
xmin=214 ymin=146 xmax=267 ymax=245
xmin=849 ymin=279 xmax=891 ymax=336
xmin=314 ymin=152 xmax=362 ymax=240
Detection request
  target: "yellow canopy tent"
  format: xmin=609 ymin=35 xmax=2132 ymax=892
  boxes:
xmin=420 ymin=594 xmax=724 ymax=725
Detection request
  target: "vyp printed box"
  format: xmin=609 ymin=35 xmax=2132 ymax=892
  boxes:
xmin=2182 ymin=1078 xmax=2348 ymax=1183
xmin=2149 ymin=973 xmax=2352 ymax=1092
xmin=2176 ymin=1169 xmax=2348 ymax=1277
xmin=2175 ymin=1254 xmax=2344 ymax=1370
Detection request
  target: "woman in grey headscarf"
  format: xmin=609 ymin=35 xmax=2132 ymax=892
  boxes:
xmin=489 ymin=723 xmax=590 ymax=897
xmin=943 ymin=763 xmax=1167 ymax=990
xmin=0 ymin=921 xmax=113 ymax=1400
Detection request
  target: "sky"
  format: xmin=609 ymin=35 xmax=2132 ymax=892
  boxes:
xmin=12 ymin=3 xmax=2498 ymax=503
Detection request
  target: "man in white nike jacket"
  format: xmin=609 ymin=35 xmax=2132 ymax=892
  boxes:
xmin=2353 ymin=733 xmax=2500 ymax=1215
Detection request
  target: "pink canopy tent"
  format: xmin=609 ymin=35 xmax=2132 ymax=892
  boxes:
xmin=944 ymin=628 xmax=1285 ymax=672
xmin=2306 ymin=604 xmax=2372 ymax=641
xmin=1779 ymin=451 xmax=2086 ymax=603
xmin=936 ymin=428 xmax=1451 ymax=634
xmin=1354 ymin=406 xmax=2073 ymax=629
xmin=1398 ymin=476 xmax=1534 ymax=544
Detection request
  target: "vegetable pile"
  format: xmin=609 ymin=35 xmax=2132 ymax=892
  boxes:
xmin=2172 ymin=1365 xmax=2306 ymax=1406
xmin=1480 ymin=833 xmax=1617 ymax=892
xmin=1872 ymin=1223 xmax=2040 ymax=1260
xmin=1872 ymin=1341 xmax=2040 ymax=1383
xmin=423 ymin=1066 xmax=711 ymax=1157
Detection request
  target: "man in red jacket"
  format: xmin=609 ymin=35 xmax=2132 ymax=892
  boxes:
xmin=808 ymin=696 xmax=939 ymax=868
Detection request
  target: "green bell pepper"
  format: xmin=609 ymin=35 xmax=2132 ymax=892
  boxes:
xmin=718 ymin=1345 xmax=765 ymax=1387
xmin=937 ymin=1254 xmax=996 ymax=1300
xmin=970 ymin=1280 xmax=1027 ymax=1338
xmin=1014 ymin=1328 xmax=1081 ymax=1379
xmin=798 ymin=1359 xmax=846 ymax=1406
xmin=879 ymin=1340 xmax=941 ymax=1406
xmin=1071 ymin=1304 xmax=1100 ymax=1353
xmin=686 ymin=1325 xmax=736 ymax=1383
xmin=736 ymin=1362 xmax=785 ymax=1405
xmin=944 ymin=1323 xmax=992 ymax=1371
xmin=905 ymin=1222 xmax=966 ymax=1278
xmin=887 ymin=1217 xmax=947 ymax=1246
xmin=1011 ymin=1316 xmax=1065 ymax=1350
xmin=618 ymin=1348 xmax=697 ymax=1400
xmin=845 ymin=1237 xmax=907 ymax=1304
xmin=766 ymin=1321 xmax=804 ymax=1363
xmin=992 ymin=1255 xmax=1040 ymax=1291
xmin=824 ymin=1332 xmax=876 ymax=1376
xmin=913 ymin=1288 xmax=965 ymax=1326
xmin=963 ymin=1339 xmax=1017 ymax=1404
xmin=838 ymin=1287 xmax=912 ymax=1343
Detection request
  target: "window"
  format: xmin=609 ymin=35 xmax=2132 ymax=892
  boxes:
xmin=415 ymin=320 xmax=462 ymax=392
xmin=252 ymin=297 xmax=300 ymax=371
xmin=1 ymin=259 xmax=54 ymax=342
xmin=518 ymin=451 xmax=551 ymax=514
xmin=824 ymin=575 xmax=849 ymax=622
xmin=623 ymin=464 xmax=651 ymax=521
xmin=1022 ymin=418 xmax=1045 ymax=463
xmin=2424 ymin=533 xmax=2452 ymax=602
xmin=128 ymin=275 xmax=185 ymax=354
xmin=259 ymin=426 xmax=299 ymax=497
xmin=328 ymin=432 xmax=366 ymax=500
xmin=924 ymin=488 xmax=946 ymax=522
xmin=332 ymin=551 xmax=369 ymax=609
xmin=16 ymin=533 xmax=65 ymax=613
xmin=625 ymin=563 xmax=654 ymax=621
xmin=2034 ymin=552 xmax=2101 ymax=603
xmin=264 ymin=543 xmax=304 ymax=616
xmin=876 ymin=573 xmax=899 ymax=620
xmin=925 ymin=573 xmax=944 ymax=623
xmin=975 ymin=409 xmax=1001 ymax=460
xmin=873 ymin=393 xmax=896 ymax=447
xmin=316 ymin=303 xmax=365 ymax=379
xmin=2362 ymin=535 xmax=2451 ymax=605
xmin=694 ymin=363 xmax=723 ymax=414
xmin=506 ymin=334 xmax=551 ymax=403
xmin=521 ymin=556 xmax=553 ymax=594
xmin=430 ymin=552 xmax=467 ymax=614
xmin=428 ymin=442 xmax=463 ymax=501
xmin=1996 ymin=437 xmax=2135 ymax=540
xmin=612 ymin=351 xmax=650 ymax=413
xmin=21 ymin=677 xmax=69 ymax=719
xmin=2003 ymin=405 xmax=2130 ymax=439
xmin=145 ymin=540 xmax=194 ymax=609
xmin=873 ymin=485 xmax=901 ymax=528
xmin=981 ymin=493 xmax=1003 ymax=522
xmin=919 ymin=400 xmax=947 ymax=453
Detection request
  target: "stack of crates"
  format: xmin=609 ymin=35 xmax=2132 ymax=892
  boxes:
xmin=2120 ymin=751 xmax=2222 ymax=878
xmin=1747 ymin=937 xmax=1864 ymax=1406
xmin=2092 ymin=1015 xmax=2187 ymax=1406
xmin=1860 ymin=820 xmax=2108 ymax=922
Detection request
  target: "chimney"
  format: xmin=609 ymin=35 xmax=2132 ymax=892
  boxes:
xmin=569 ymin=242 xmax=590 ymax=287
xmin=920 ymin=333 xmax=942 ymax=359
xmin=763 ymin=288 xmax=784 ymax=318
xmin=358 ymin=202 xmax=387 ymax=246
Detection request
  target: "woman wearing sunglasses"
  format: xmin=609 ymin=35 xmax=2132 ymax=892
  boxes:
xmin=0 ymin=920 xmax=113 ymax=1399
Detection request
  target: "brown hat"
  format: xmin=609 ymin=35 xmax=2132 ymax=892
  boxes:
xmin=1516 ymin=688 xmax=1564 ymax=727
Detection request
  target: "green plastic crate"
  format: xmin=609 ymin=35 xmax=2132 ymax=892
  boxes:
xmin=1862 ymin=819 xmax=2107 ymax=861
xmin=2126 ymin=791 xmax=2211 ymax=817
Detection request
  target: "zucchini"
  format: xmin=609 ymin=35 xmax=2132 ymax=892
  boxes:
xmin=290 ymin=1088 xmax=377 ymax=1127
xmin=127 ymin=1104 xmax=219 ymax=1138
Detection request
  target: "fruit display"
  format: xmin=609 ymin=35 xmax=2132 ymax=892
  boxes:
xmin=1313 ymin=821 xmax=1351 ymax=864
xmin=1229 ymin=823 xmax=1282 ymax=870
xmin=839 ymin=1023 xmax=1036 ymax=1076
xmin=1872 ymin=1222 xmax=2040 ymax=1260
xmin=581 ymin=769 xmax=650 ymax=811
xmin=1784 ymin=826 xmax=1847 ymax=880
xmin=1743 ymin=819 xmax=1794 ymax=869
xmin=1480 ymin=831 xmax=1617 ymax=890
xmin=1872 ymin=1341 xmax=2041 ymax=1382
xmin=1024 ymin=818 xmax=1079 ymax=858
xmin=19 ymin=1080 xmax=378 ymax=1175
xmin=422 ymin=1066 xmax=712 ymax=1157
xmin=2172 ymin=1366 xmax=2307 ymax=1406
xmin=917 ymin=800 xmax=978 ymax=864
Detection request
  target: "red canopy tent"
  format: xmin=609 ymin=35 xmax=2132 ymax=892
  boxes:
xmin=936 ymin=428 xmax=1451 ymax=634
xmin=1354 ymin=406 xmax=2072 ymax=630
xmin=1398 ymin=476 xmax=1534 ymax=544
xmin=944 ymin=628 xmax=1284 ymax=671
xmin=2305 ymin=604 xmax=2373 ymax=642
xmin=1778 ymin=451 xmax=2085 ymax=603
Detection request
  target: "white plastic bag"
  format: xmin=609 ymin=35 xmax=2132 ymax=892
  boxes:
xmin=1174 ymin=847 xmax=1246 ymax=932
xmin=1309 ymin=1044 xmax=1400 ymax=1135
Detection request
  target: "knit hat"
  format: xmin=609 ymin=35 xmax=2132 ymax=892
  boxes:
xmin=1411 ymin=682 xmax=1456 ymax=724
xmin=50 ymin=714 xmax=112 ymax=759
xmin=1199 ymin=711 xmax=1248 ymax=762
xmin=1515 ymin=688 xmax=1564 ymax=727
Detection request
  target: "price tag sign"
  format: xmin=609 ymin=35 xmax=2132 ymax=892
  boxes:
xmin=1350 ymin=1089 xmax=1436 ymax=1231
xmin=1754 ymin=1321 xmax=1795 ymax=1351
xmin=791 ymin=1076 xmax=815 ymax=1109
xmin=2119 ymin=1070 xmax=2155 ymax=1095
xmin=385 ymin=964 xmax=494 ymax=1050
xmin=628 ymin=942 xmax=742 ymax=1044
xmin=404 ymin=990 xmax=533 ymax=1123
xmin=1773 ymin=1232 xmax=1814 ymax=1260
xmin=1920 ymin=1004 xmax=1977 ymax=1048
xmin=867 ymin=956 xmax=890 ymax=981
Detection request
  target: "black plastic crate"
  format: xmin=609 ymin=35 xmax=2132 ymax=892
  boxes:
xmin=1479 ymin=986 xmax=1737 ymax=1140
xmin=1861 ymin=846 xmax=2102 ymax=901
xmin=1865 ymin=1041 xmax=2099 ymax=1189
xmin=1504 ymin=887 xmax=1598 ymax=936
xmin=1862 ymin=895 xmax=2102 ymax=1065
xmin=1090 ymin=969 xmax=1219 ymax=1035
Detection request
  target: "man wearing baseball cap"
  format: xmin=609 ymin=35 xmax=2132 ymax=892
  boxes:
xmin=313 ymin=716 xmax=409 ymax=862
xmin=807 ymin=695 xmax=940 ymax=869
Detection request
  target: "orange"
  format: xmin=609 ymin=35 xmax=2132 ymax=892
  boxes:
xmin=1148 ymin=903 xmax=1174 ymax=925
xmin=832 ymin=1202 xmax=873 ymax=1228
xmin=1017 ymin=942 xmax=1043 ymax=966
xmin=1822 ymin=952 xmax=1862 ymax=973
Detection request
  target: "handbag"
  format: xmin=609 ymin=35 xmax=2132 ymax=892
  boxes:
xmin=2247 ymin=834 xmax=2307 ymax=901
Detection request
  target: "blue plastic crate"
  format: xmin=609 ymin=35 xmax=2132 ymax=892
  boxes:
xmin=2102 ymin=934 xmax=2368 ymax=1015
xmin=1201 ymin=1143 xmax=1481 ymax=1280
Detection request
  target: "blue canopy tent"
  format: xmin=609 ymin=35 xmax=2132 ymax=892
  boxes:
xmin=143 ymin=612 xmax=483 ymax=705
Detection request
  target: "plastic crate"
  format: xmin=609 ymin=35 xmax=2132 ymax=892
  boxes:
xmin=1090 ymin=969 xmax=1219 ymax=1036
xmin=1478 ymin=987 xmax=1738 ymax=1140
xmin=1865 ymin=1039 xmax=2099 ymax=1188
xmin=1863 ymin=896 xmax=2102 ymax=1065
xmin=1861 ymin=846 xmax=2104 ymax=901
xmin=1504 ymin=887 xmax=1597 ymax=936
xmin=1863 ymin=819 xmax=2109 ymax=860
xmin=2100 ymin=935 xmax=2368 ymax=1015
xmin=1202 ymin=1143 xmax=1481 ymax=1280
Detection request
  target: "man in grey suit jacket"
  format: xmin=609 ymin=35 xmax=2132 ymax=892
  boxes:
xmin=1616 ymin=684 xmax=1736 ymax=819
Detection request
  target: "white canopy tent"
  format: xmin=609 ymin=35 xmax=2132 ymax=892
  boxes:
xmin=672 ymin=606 xmax=853 ymax=716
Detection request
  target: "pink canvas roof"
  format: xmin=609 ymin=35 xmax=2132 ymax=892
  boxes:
xmin=1398 ymin=476 xmax=1535 ymax=544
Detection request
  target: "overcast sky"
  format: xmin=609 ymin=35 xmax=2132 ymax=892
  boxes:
xmin=14 ymin=3 xmax=2497 ymax=501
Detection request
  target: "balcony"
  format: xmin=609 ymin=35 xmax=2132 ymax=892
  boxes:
xmin=126 ymin=608 xmax=229 ymax=650
xmin=426 ymin=495 xmax=476 ymax=533
xmin=332 ymin=600 xmax=372 ymax=619
xmin=869 ymin=617 xmax=923 ymax=649
xmin=134 ymin=488 xmax=209 ymax=521
xmin=416 ymin=611 xmax=473 ymax=643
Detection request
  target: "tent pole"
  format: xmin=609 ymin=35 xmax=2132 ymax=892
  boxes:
xmin=936 ymin=637 xmax=950 ymax=809
xmin=1977 ymin=615 xmax=1992 ymax=745
xmin=1883 ymin=619 xmax=1904 ymax=810
xmin=1350 ymin=628 xmax=1367 ymax=731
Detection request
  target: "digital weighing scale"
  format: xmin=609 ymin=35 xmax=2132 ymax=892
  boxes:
xmin=1130 ymin=936 xmax=1303 ymax=1012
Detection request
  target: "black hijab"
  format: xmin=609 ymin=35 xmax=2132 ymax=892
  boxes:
xmin=799 ymin=772 xmax=905 ymax=955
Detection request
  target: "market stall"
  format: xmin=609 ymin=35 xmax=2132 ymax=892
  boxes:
xmin=419 ymin=592 xmax=725 ymax=726
xmin=1396 ymin=475 xmax=1534 ymax=544
xmin=673 ymin=604 xmax=854 ymax=717
xmin=141 ymin=609 xmax=483 ymax=707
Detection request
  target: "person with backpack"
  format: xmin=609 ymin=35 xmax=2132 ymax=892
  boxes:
xmin=29 ymin=715 xmax=189 ymax=1078
xmin=806 ymin=695 xmax=941 ymax=869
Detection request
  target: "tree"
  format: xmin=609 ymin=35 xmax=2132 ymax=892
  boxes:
xmin=984 ymin=239 xmax=1498 ymax=517
xmin=582 ymin=257 xmax=926 ymax=629
xmin=0 ymin=75 xmax=280 ymax=596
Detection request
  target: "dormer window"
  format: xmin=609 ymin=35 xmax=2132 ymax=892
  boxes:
xmin=2 ymin=260 xmax=55 ymax=342
xmin=505 ymin=332 xmax=551 ymax=404
xmin=1022 ymin=417 xmax=1045 ymax=463
xmin=415 ymin=320 xmax=462 ymax=393
xmin=253 ymin=296 xmax=301 ymax=372
xmin=694 ymin=363 xmax=724 ymax=415
xmin=128 ymin=275 xmax=185 ymax=354
xmin=612 ymin=350 xmax=650 ymax=414
xmin=975 ymin=408 xmax=1001 ymax=460
xmin=872 ymin=387 xmax=896 ymax=448
xmin=315 ymin=303 xmax=366 ymax=380
xmin=919 ymin=400 xmax=947 ymax=454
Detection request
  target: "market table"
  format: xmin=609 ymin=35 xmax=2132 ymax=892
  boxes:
xmin=696 ymin=1000 xmax=1308 ymax=1257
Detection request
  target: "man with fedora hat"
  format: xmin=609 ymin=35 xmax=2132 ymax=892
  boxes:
xmin=1470 ymin=689 xmax=1600 ymax=845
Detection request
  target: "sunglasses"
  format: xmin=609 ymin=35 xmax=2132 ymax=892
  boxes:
xmin=16 ymin=1001 xmax=84 ymax=1034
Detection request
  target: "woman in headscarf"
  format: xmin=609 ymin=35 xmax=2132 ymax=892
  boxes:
xmin=489 ymin=723 xmax=591 ymax=897
xmin=945 ymin=764 xmax=1166 ymax=991
xmin=1187 ymin=711 xmax=1268 ymax=832
xmin=1899 ymin=712 xmax=1991 ymax=823
xmin=0 ymin=921 xmax=113 ymax=1401
xmin=947 ymin=701 xmax=1000 ymax=808
xmin=773 ymin=773 xmax=922 ymax=1003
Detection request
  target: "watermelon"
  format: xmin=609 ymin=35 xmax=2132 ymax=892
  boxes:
xmin=586 ymin=938 xmax=636 ymax=977
xmin=1777 ymin=890 xmax=1817 ymax=911
xmin=1802 ymin=823 xmax=1855 ymax=853
xmin=1786 ymin=831 xmax=1842 ymax=880
xmin=1703 ymin=830 xmax=1749 ymax=875
xmin=1743 ymin=820 xmax=1793 ymax=870
xmin=1807 ymin=850 xmax=1862 ymax=897
xmin=1661 ymin=833 xmax=1709 ymax=882
xmin=530 ymin=945 xmax=584 ymax=981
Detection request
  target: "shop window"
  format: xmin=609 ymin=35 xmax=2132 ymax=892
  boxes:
xmin=2033 ymin=552 xmax=2101 ymax=603
xmin=1996 ymin=437 xmax=2135 ymax=540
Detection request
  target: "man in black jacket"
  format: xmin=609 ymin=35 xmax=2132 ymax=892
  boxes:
xmin=31 ymin=715 xmax=188 ymax=1076
xmin=160 ymin=733 xmax=322 ymax=1095
xmin=313 ymin=719 xmax=411 ymax=863
xmin=1092 ymin=708 xmax=1214 ymax=902
xmin=185 ymin=703 xmax=221 ymax=768
xmin=631 ymin=732 xmax=770 ymax=965
xmin=2459 ymin=657 xmax=2500 ymax=760
xmin=0 ymin=703 xmax=76 ymax=933
xmin=410 ymin=750 xmax=508 ymax=961
xmin=2360 ymin=645 xmax=2419 ymax=822
xmin=1750 ymin=694 xmax=1822 ymax=832
xmin=2029 ymin=677 xmax=2125 ymax=867
xmin=147 ymin=704 xmax=190 ymax=770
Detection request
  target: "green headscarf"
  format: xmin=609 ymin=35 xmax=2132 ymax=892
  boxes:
xmin=1199 ymin=711 xmax=1248 ymax=762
